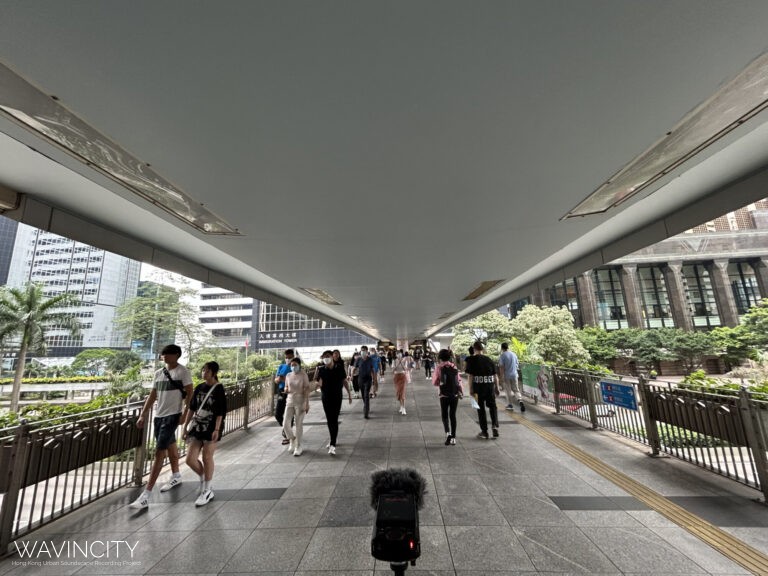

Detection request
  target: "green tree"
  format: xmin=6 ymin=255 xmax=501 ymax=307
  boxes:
xmin=510 ymin=305 xmax=590 ymax=365
xmin=741 ymin=298 xmax=768 ymax=350
xmin=667 ymin=330 xmax=717 ymax=374
xmin=0 ymin=284 xmax=81 ymax=413
xmin=451 ymin=310 xmax=514 ymax=359
xmin=576 ymin=326 xmax=616 ymax=367
xmin=106 ymin=350 xmax=143 ymax=373
xmin=115 ymin=280 xmax=211 ymax=367
xmin=710 ymin=325 xmax=759 ymax=370
xmin=72 ymin=348 xmax=116 ymax=375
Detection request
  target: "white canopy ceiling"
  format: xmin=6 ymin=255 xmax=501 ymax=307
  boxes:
xmin=1 ymin=1 xmax=768 ymax=343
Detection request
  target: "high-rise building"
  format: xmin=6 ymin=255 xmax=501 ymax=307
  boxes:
xmin=197 ymin=285 xmax=375 ymax=359
xmin=3 ymin=219 xmax=141 ymax=357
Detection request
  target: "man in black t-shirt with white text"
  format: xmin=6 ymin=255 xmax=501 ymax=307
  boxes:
xmin=464 ymin=340 xmax=500 ymax=440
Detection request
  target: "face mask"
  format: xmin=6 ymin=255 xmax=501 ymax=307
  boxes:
xmin=361 ymin=351 xmax=368 ymax=358
xmin=323 ymin=357 xmax=332 ymax=365
xmin=291 ymin=365 xmax=300 ymax=374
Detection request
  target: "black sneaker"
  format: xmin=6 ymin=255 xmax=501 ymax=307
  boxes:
xmin=477 ymin=431 xmax=489 ymax=440
xmin=445 ymin=434 xmax=452 ymax=446
xmin=519 ymin=401 xmax=526 ymax=412
xmin=492 ymin=428 xmax=499 ymax=438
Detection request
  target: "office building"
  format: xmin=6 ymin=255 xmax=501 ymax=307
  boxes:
xmin=2 ymin=219 xmax=141 ymax=357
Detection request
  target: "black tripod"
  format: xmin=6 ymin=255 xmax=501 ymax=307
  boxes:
xmin=389 ymin=562 xmax=409 ymax=576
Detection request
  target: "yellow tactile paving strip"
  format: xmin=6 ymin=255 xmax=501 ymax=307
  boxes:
xmin=511 ymin=412 xmax=768 ymax=575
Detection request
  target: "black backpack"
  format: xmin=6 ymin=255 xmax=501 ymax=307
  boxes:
xmin=439 ymin=365 xmax=459 ymax=398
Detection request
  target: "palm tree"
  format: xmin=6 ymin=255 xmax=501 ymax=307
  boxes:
xmin=0 ymin=284 xmax=81 ymax=413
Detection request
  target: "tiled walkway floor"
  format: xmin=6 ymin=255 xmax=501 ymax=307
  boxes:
xmin=2 ymin=371 xmax=767 ymax=575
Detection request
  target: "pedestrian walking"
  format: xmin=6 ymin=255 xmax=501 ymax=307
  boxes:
xmin=498 ymin=342 xmax=525 ymax=412
xmin=464 ymin=340 xmax=500 ymax=440
xmin=283 ymin=357 xmax=311 ymax=456
xmin=392 ymin=350 xmax=409 ymax=415
xmin=432 ymin=349 xmax=463 ymax=445
xmin=182 ymin=361 xmax=227 ymax=506
xmin=130 ymin=344 xmax=193 ymax=509
xmin=274 ymin=349 xmax=296 ymax=445
xmin=317 ymin=350 xmax=353 ymax=454
xmin=354 ymin=345 xmax=377 ymax=418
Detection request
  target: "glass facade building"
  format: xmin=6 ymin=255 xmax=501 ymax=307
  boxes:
xmin=4 ymin=222 xmax=140 ymax=356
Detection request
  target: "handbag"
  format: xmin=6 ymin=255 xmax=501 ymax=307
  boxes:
xmin=186 ymin=384 xmax=218 ymax=433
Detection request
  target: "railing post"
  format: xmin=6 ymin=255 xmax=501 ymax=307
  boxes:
xmin=738 ymin=387 xmax=768 ymax=502
xmin=243 ymin=379 xmax=250 ymax=430
xmin=0 ymin=423 xmax=31 ymax=555
xmin=638 ymin=376 xmax=661 ymax=456
xmin=553 ymin=368 xmax=561 ymax=414
xmin=584 ymin=370 xmax=599 ymax=429
xmin=132 ymin=417 xmax=148 ymax=487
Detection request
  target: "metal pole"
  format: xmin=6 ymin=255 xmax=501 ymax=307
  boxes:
xmin=584 ymin=370 xmax=599 ymax=429
xmin=738 ymin=387 xmax=768 ymax=502
xmin=0 ymin=423 xmax=31 ymax=556
xmin=243 ymin=379 xmax=250 ymax=430
xmin=638 ymin=376 xmax=662 ymax=456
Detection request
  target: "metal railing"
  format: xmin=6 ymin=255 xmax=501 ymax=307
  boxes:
xmin=520 ymin=363 xmax=768 ymax=501
xmin=0 ymin=376 xmax=274 ymax=555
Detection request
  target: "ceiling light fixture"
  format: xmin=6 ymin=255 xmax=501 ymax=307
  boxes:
xmin=564 ymin=52 xmax=768 ymax=218
xmin=0 ymin=63 xmax=240 ymax=235
xmin=462 ymin=280 xmax=505 ymax=301
xmin=300 ymin=287 xmax=342 ymax=306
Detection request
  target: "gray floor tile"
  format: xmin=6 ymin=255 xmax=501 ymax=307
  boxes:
xmin=147 ymin=529 xmax=252 ymax=574
xmin=298 ymin=527 xmax=376 ymax=571
xmin=222 ymin=527 xmax=314 ymax=572
xmin=259 ymin=497 xmax=329 ymax=528
xmin=196 ymin=500 xmax=276 ymax=531
xmin=648 ymin=526 xmax=751 ymax=575
xmin=446 ymin=525 xmax=535 ymax=571
xmin=439 ymin=492 xmax=507 ymax=526
xmin=283 ymin=476 xmax=339 ymax=499
xmin=432 ymin=474 xmax=488 ymax=495
xmin=585 ymin=526 xmax=708 ymax=573
xmin=515 ymin=525 xmax=620 ymax=573
xmin=319 ymin=497 xmax=375 ymax=527
xmin=495 ymin=495 xmax=576 ymax=527
xmin=480 ymin=474 xmax=546 ymax=497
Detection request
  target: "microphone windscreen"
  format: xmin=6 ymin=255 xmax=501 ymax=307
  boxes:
xmin=370 ymin=467 xmax=426 ymax=509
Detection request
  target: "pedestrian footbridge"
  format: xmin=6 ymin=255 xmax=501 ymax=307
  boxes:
xmin=2 ymin=372 xmax=766 ymax=575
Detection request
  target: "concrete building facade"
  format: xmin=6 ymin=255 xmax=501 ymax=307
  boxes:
xmin=524 ymin=200 xmax=768 ymax=331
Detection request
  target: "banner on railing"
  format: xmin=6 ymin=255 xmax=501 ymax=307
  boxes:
xmin=520 ymin=364 xmax=553 ymax=402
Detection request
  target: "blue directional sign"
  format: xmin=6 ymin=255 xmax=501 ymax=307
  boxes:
xmin=600 ymin=380 xmax=638 ymax=411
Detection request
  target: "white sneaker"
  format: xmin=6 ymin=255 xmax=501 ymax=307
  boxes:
xmin=195 ymin=488 xmax=214 ymax=506
xmin=288 ymin=439 xmax=296 ymax=452
xmin=293 ymin=445 xmax=303 ymax=457
xmin=328 ymin=445 xmax=336 ymax=455
xmin=160 ymin=475 xmax=182 ymax=492
xmin=401 ymin=407 xmax=406 ymax=415
xmin=325 ymin=442 xmax=331 ymax=448
xmin=129 ymin=492 xmax=149 ymax=509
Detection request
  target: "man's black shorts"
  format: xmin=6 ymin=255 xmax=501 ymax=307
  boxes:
xmin=153 ymin=413 xmax=180 ymax=450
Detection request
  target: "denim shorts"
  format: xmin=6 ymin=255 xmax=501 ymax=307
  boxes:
xmin=153 ymin=413 xmax=181 ymax=450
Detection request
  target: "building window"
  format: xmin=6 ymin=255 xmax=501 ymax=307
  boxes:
xmin=682 ymin=264 xmax=721 ymax=329
xmin=507 ymin=298 xmax=530 ymax=320
xmin=637 ymin=266 xmax=674 ymax=328
xmin=594 ymin=268 xmax=627 ymax=330
xmin=546 ymin=279 xmax=583 ymax=327
xmin=728 ymin=261 xmax=761 ymax=315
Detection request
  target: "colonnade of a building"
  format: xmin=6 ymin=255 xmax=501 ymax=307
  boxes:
xmin=530 ymin=257 xmax=768 ymax=331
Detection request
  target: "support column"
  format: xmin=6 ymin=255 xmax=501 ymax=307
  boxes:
xmin=575 ymin=272 xmax=599 ymax=327
xmin=619 ymin=265 xmax=643 ymax=328
xmin=706 ymin=259 xmax=739 ymax=327
xmin=663 ymin=262 xmax=693 ymax=331
xmin=753 ymin=258 xmax=768 ymax=300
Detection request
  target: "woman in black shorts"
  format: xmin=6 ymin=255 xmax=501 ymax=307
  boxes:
xmin=182 ymin=361 xmax=227 ymax=506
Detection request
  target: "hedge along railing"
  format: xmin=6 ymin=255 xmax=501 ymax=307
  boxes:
xmin=0 ymin=376 xmax=275 ymax=556
xmin=519 ymin=363 xmax=768 ymax=502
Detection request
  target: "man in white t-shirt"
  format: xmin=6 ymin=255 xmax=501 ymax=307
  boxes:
xmin=130 ymin=344 xmax=193 ymax=509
